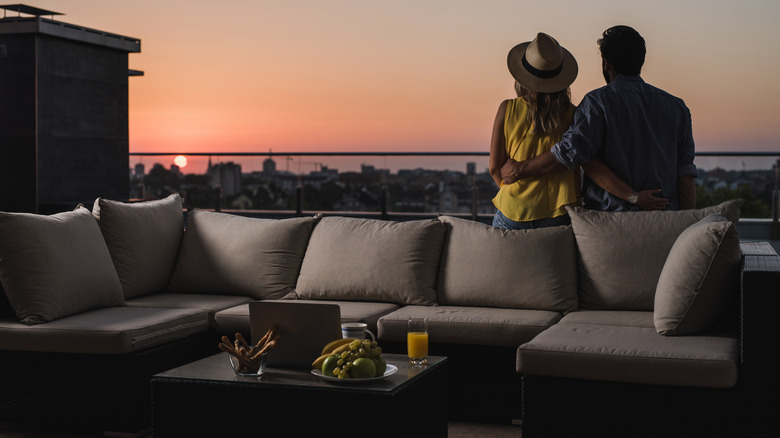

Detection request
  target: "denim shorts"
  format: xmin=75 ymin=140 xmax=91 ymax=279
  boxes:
xmin=492 ymin=209 xmax=571 ymax=230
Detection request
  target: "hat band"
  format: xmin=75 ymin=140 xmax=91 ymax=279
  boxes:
xmin=522 ymin=53 xmax=563 ymax=79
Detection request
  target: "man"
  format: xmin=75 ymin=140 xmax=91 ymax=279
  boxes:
xmin=500 ymin=25 xmax=697 ymax=211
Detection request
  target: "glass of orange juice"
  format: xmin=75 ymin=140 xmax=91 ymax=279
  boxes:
xmin=407 ymin=317 xmax=428 ymax=366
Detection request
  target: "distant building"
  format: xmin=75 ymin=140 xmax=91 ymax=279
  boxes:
xmin=309 ymin=165 xmax=339 ymax=184
xmin=438 ymin=182 xmax=458 ymax=212
xmin=207 ymin=159 xmax=242 ymax=196
xmin=134 ymin=163 xmax=145 ymax=180
xmin=0 ymin=5 xmax=142 ymax=213
xmin=263 ymin=157 xmax=276 ymax=178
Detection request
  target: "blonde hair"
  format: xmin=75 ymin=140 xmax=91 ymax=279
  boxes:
xmin=514 ymin=82 xmax=571 ymax=135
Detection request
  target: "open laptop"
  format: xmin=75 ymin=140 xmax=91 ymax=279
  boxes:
xmin=248 ymin=301 xmax=342 ymax=369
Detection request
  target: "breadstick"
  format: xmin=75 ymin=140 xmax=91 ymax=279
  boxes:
xmin=254 ymin=336 xmax=279 ymax=357
xmin=255 ymin=326 xmax=274 ymax=347
xmin=235 ymin=332 xmax=251 ymax=349
xmin=218 ymin=342 xmax=237 ymax=356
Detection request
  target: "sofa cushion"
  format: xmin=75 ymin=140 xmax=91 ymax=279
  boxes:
xmin=559 ymin=310 xmax=654 ymax=328
xmin=377 ymin=305 xmax=562 ymax=347
xmin=0 ymin=306 xmax=208 ymax=354
xmin=126 ymin=293 xmax=253 ymax=324
xmin=0 ymin=207 xmax=124 ymax=325
xmin=436 ymin=216 xmax=577 ymax=312
xmin=654 ymin=214 xmax=741 ymax=336
xmin=92 ymin=194 xmax=184 ymax=299
xmin=167 ymin=210 xmax=318 ymax=299
xmin=566 ymin=199 xmax=742 ymax=310
xmin=295 ymin=217 xmax=446 ymax=305
xmin=517 ymin=323 xmax=739 ymax=388
xmin=213 ymin=299 xmax=401 ymax=336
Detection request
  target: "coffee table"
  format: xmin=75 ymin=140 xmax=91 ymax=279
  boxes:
xmin=151 ymin=352 xmax=448 ymax=437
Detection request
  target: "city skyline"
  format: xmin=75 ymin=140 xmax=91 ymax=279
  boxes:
xmin=28 ymin=0 xmax=780 ymax=171
xmin=130 ymin=153 xmax=778 ymax=219
xmin=129 ymin=152 xmax=779 ymax=176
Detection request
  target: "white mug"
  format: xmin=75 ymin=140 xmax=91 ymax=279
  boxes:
xmin=341 ymin=322 xmax=375 ymax=342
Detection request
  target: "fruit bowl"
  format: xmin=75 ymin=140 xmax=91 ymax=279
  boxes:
xmin=228 ymin=351 xmax=269 ymax=377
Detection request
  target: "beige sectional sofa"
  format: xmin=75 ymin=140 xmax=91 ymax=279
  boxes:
xmin=0 ymin=194 xmax=777 ymax=437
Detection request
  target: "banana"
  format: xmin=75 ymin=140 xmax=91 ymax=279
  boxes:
xmin=312 ymin=353 xmax=331 ymax=370
xmin=320 ymin=338 xmax=354 ymax=356
xmin=331 ymin=343 xmax=352 ymax=355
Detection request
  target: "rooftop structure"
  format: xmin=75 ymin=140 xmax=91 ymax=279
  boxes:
xmin=0 ymin=4 xmax=141 ymax=213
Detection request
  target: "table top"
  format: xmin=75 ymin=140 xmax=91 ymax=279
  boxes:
xmin=154 ymin=353 xmax=447 ymax=395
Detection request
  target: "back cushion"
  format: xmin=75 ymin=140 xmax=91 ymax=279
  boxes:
xmin=295 ymin=217 xmax=446 ymax=305
xmin=654 ymin=214 xmax=742 ymax=335
xmin=0 ymin=207 xmax=124 ymax=325
xmin=436 ymin=216 xmax=578 ymax=312
xmin=92 ymin=194 xmax=184 ymax=299
xmin=167 ymin=210 xmax=318 ymax=298
xmin=567 ymin=199 xmax=742 ymax=310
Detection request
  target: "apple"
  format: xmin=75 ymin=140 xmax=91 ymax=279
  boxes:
xmin=351 ymin=357 xmax=376 ymax=378
xmin=321 ymin=354 xmax=340 ymax=377
xmin=372 ymin=356 xmax=387 ymax=377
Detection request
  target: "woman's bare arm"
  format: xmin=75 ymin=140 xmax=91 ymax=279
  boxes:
xmin=489 ymin=100 xmax=509 ymax=188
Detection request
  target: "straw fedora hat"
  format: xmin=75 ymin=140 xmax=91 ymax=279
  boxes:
xmin=507 ymin=32 xmax=578 ymax=93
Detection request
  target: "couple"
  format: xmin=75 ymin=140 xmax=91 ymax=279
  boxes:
xmin=490 ymin=25 xmax=698 ymax=230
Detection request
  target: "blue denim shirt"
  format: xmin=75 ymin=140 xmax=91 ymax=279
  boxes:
xmin=551 ymin=75 xmax=698 ymax=211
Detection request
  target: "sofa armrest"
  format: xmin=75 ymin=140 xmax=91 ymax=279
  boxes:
xmin=739 ymin=241 xmax=780 ymax=433
xmin=740 ymin=241 xmax=780 ymax=369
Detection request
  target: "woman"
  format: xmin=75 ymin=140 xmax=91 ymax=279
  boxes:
xmin=490 ymin=33 xmax=664 ymax=230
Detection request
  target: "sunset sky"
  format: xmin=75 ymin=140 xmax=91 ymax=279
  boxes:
xmin=25 ymin=1 xmax=780 ymax=172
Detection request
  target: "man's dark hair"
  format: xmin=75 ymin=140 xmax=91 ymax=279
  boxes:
xmin=598 ymin=25 xmax=646 ymax=76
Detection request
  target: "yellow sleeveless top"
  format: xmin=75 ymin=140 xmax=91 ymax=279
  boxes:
xmin=492 ymin=97 xmax=580 ymax=222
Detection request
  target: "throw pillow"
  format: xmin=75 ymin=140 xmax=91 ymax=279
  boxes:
xmin=167 ymin=210 xmax=319 ymax=298
xmin=0 ymin=207 xmax=124 ymax=325
xmin=567 ymin=199 xmax=742 ymax=310
xmin=295 ymin=217 xmax=446 ymax=305
xmin=92 ymin=194 xmax=184 ymax=299
xmin=436 ymin=216 xmax=578 ymax=312
xmin=654 ymin=214 xmax=741 ymax=335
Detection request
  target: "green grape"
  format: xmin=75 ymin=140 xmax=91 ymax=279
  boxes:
xmin=358 ymin=348 xmax=366 ymax=356
xmin=337 ymin=358 xmax=345 ymax=366
xmin=333 ymin=367 xmax=342 ymax=375
xmin=341 ymin=351 xmax=350 ymax=359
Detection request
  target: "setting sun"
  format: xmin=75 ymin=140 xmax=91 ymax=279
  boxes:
xmin=173 ymin=155 xmax=188 ymax=168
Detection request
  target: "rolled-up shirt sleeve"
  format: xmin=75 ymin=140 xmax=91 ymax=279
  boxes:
xmin=676 ymin=105 xmax=698 ymax=178
xmin=551 ymin=95 xmax=604 ymax=170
